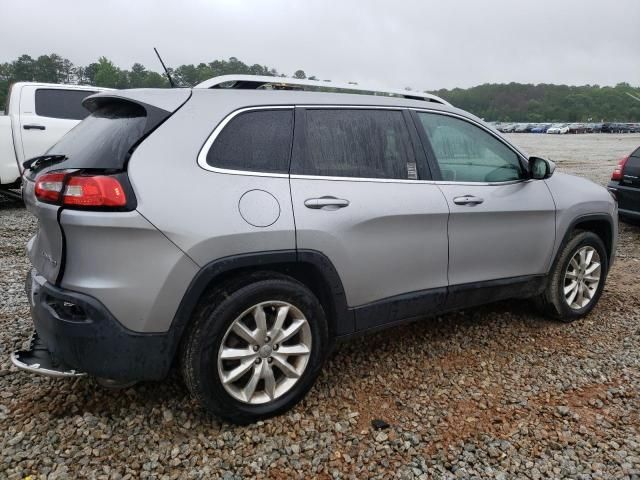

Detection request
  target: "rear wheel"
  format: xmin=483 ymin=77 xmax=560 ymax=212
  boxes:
xmin=535 ymin=230 xmax=608 ymax=322
xmin=181 ymin=275 xmax=328 ymax=424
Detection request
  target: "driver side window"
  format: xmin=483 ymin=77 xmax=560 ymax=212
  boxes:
xmin=417 ymin=112 xmax=525 ymax=182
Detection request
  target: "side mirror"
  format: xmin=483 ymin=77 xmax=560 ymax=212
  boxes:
xmin=529 ymin=157 xmax=556 ymax=180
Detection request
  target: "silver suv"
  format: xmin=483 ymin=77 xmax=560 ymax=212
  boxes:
xmin=12 ymin=76 xmax=617 ymax=424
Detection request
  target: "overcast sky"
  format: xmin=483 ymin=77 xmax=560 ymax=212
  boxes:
xmin=3 ymin=0 xmax=639 ymax=90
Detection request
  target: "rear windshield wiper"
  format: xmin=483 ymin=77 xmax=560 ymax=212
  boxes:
xmin=23 ymin=154 xmax=67 ymax=173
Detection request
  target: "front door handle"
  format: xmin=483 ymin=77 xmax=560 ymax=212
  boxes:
xmin=23 ymin=124 xmax=46 ymax=130
xmin=453 ymin=195 xmax=484 ymax=206
xmin=304 ymin=196 xmax=350 ymax=210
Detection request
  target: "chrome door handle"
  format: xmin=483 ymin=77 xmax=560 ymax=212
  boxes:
xmin=304 ymin=196 xmax=350 ymax=210
xmin=453 ymin=195 xmax=484 ymax=206
xmin=23 ymin=124 xmax=46 ymax=130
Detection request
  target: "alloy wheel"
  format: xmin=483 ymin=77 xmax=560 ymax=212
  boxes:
xmin=563 ymin=246 xmax=601 ymax=310
xmin=217 ymin=301 xmax=312 ymax=404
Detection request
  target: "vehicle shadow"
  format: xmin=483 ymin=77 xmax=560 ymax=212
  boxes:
xmin=0 ymin=193 xmax=24 ymax=210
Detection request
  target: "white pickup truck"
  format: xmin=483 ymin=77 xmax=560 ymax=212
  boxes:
xmin=0 ymin=82 xmax=110 ymax=197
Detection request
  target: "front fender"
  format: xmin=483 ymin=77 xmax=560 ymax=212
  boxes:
xmin=545 ymin=172 xmax=617 ymax=266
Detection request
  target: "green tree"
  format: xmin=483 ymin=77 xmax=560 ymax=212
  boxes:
xmin=34 ymin=54 xmax=65 ymax=83
xmin=128 ymin=62 xmax=148 ymax=88
xmin=94 ymin=57 xmax=120 ymax=88
xmin=12 ymin=55 xmax=36 ymax=81
xmin=293 ymin=70 xmax=306 ymax=79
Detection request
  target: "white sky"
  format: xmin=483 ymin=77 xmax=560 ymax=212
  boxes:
xmin=2 ymin=0 xmax=639 ymax=90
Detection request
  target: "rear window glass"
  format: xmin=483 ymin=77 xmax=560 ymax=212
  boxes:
xmin=46 ymin=101 xmax=147 ymax=169
xmin=35 ymin=89 xmax=96 ymax=120
xmin=206 ymin=109 xmax=293 ymax=173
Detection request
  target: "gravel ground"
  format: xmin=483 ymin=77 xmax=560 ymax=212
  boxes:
xmin=1 ymin=134 xmax=640 ymax=479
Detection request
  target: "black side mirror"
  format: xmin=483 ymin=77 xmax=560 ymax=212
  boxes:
xmin=529 ymin=157 xmax=556 ymax=180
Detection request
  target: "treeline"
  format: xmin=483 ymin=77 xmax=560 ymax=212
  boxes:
xmin=0 ymin=53 xmax=315 ymax=107
xmin=1 ymin=53 xmax=639 ymax=122
xmin=432 ymin=83 xmax=640 ymax=122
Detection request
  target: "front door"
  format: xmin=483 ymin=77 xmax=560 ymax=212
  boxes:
xmin=413 ymin=111 xmax=556 ymax=290
xmin=289 ymin=107 xmax=450 ymax=332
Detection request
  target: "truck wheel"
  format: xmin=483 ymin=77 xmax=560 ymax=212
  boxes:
xmin=180 ymin=276 xmax=328 ymax=424
xmin=535 ymin=230 xmax=608 ymax=322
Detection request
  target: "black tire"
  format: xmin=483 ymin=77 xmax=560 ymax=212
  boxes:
xmin=535 ymin=230 xmax=608 ymax=322
xmin=180 ymin=273 xmax=328 ymax=424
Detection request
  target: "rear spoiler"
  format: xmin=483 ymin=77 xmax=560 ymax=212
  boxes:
xmin=82 ymin=89 xmax=193 ymax=144
xmin=82 ymin=89 xmax=191 ymax=114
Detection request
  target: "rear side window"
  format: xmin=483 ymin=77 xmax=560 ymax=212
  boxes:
xmin=46 ymin=101 xmax=147 ymax=169
xmin=625 ymin=149 xmax=640 ymax=171
xmin=206 ymin=109 xmax=293 ymax=174
xmin=294 ymin=109 xmax=417 ymax=179
xmin=35 ymin=89 xmax=96 ymax=120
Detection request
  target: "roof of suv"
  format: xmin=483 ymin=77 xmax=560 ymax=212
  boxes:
xmin=86 ymin=86 xmax=469 ymax=120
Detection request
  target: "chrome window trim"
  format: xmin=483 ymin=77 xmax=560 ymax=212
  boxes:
xmin=197 ymin=104 xmax=530 ymax=185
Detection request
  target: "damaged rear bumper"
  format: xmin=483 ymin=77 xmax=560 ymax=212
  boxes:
xmin=10 ymin=331 xmax=85 ymax=378
xmin=11 ymin=270 xmax=174 ymax=382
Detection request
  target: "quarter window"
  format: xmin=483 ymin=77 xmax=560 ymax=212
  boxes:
xmin=206 ymin=109 xmax=293 ymax=174
xmin=34 ymin=89 xmax=96 ymax=120
xmin=294 ymin=109 xmax=418 ymax=180
xmin=417 ymin=112 xmax=524 ymax=182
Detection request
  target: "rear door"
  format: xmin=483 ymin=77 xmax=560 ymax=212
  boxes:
xmin=413 ymin=110 xmax=556 ymax=291
xmin=18 ymin=86 xmax=96 ymax=163
xmin=289 ymin=107 xmax=450 ymax=331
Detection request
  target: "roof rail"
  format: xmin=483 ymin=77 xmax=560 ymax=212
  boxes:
xmin=194 ymin=75 xmax=451 ymax=105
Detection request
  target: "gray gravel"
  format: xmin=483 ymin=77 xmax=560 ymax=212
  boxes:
xmin=2 ymin=134 xmax=640 ymax=479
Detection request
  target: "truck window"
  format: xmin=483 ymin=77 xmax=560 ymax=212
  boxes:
xmin=35 ymin=89 xmax=97 ymax=121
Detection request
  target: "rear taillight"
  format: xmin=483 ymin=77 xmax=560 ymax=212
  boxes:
xmin=34 ymin=172 xmax=67 ymax=203
xmin=63 ymin=176 xmax=126 ymax=207
xmin=34 ymin=171 xmax=127 ymax=208
xmin=611 ymin=156 xmax=629 ymax=181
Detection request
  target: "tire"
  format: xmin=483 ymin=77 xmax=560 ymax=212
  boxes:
xmin=535 ymin=230 xmax=608 ymax=322
xmin=180 ymin=273 xmax=328 ymax=424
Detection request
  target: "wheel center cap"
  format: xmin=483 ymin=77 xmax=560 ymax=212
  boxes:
xmin=259 ymin=345 xmax=273 ymax=358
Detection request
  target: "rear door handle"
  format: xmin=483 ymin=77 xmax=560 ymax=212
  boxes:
xmin=304 ymin=196 xmax=350 ymax=210
xmin=23 ymin=124 xmax=46 ymax=130
xmin=453 ymin=195 xmax=484 ymax=206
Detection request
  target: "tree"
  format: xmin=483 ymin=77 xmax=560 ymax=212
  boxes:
xmin=12 ymin=55 xmax=36 ymax=82
xmin=77 ymin=62 xmax=99 ymax=85
xmin=293 ymin=70 xmax=306 ymax=79
xmin=94 ymin=57 xmax=120 ymax=88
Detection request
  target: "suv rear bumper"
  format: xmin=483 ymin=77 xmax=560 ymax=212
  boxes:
xmin=19 ymin=270 xmax=173 ymax=381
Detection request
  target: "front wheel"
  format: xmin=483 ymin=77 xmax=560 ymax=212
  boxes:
xmin=535 ymin=230 xmax=608 ymax=322
xmin=180 ymin=275 xmax=328 ymax=424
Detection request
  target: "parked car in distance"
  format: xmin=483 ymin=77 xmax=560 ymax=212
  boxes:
xmin=11 ymin=75 xmax=618 ymax=424
xmin=530 ymin=124 xmax=550 ymax=133
xmin=500 ymin=123 xmax=517 ymax=133
xmin=514 ymin=123 xmax=530 ymax=133
xmin=568 ymin=123 xmax=588 ymax=134
xmin=608 ymin=146 xmax=640 ymax=222
xmin=547 ymin=124 xmax=570 ymax=134
xmin=0 ymin=82 xmax=111 ymax=197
